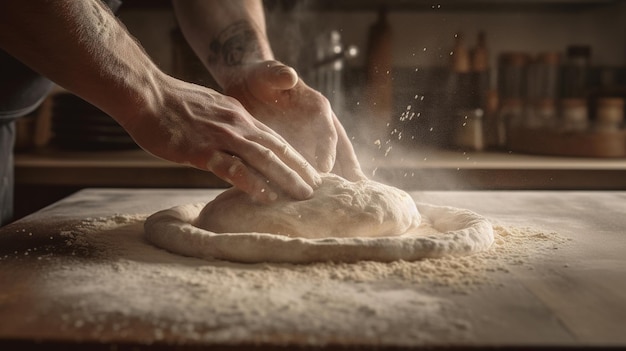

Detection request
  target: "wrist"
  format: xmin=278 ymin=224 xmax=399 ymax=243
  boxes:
xmin=110 ymin=66 xmax=169 ymax=134
xmin=204 ymin=20 xmax=274 ymax=90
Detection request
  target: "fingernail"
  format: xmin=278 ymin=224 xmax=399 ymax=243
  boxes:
xmin=312 ymin=172 xmax=323 ymax=187
xmin=319 ymin=155 xmax=334 ymax=173
xmin=273 ymin=65 xmax=294 ymax=76
xmin=304 ymin=184 xmax=315 ymax=198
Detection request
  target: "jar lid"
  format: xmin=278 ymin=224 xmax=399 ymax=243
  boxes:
xmin=501 ymin=97 xmax=523 ymax=108
xmin=536 ymin=98 xmax=557 ymax=109
xmin=498 ymin=52 xmax=530 ymax=67
xmin=566 ymin=45 xmax=591 ymax=59
xmin=596 ymin=97 xmax=625 ymax=108
xmin=560 ymin=98 xmax=587 ymax=108
xmin=535 ymin=52 xmax=560 ymax=65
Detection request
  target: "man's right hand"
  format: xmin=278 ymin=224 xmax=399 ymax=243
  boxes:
xmin=0 ymin=0 xmax=320 ymax=202
xmin=124 ymin=74 xmax=321 ymax=203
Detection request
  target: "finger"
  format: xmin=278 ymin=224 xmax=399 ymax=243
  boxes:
xmin=246 ymin=62 xmax=299 ymax=105
xmin=243 ymin=143 xmax=316 ymax=200
xmin=252 ymin=119 xmax=322 ymax=189
xmin=331 ymin=116 xmax=367 ymax=181
xmin=206 ymin=150 xmax=279 ymax=203
xmin=257 ymin=61 xmax=299 ymax=91
xmin=314 ymin=111 xmax=338 ymax=173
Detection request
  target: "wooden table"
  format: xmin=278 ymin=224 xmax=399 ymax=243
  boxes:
xmin=1 ymin=189 xmax=625 ymax=350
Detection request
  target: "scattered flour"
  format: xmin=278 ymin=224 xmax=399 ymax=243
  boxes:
xmin=1 ymin=214 xmax=568 ymax=347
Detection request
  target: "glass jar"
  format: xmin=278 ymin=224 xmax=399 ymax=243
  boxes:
xmin=595 ymin=97 xmax=624 ymax=132
xmin=496 ymin=98 xmax=523 ymax=147
xmin=498 ymin=52 xmax=530 ymax=101
xmin=561 ymin=45 xmax=591 ymax=99
xmin=454 ymin=108 xmax=485 ymax=151
xmin=526 ymin=52 xmax=560 ymax=128
xmin=560 ymin=98 xmax=589 ymax=132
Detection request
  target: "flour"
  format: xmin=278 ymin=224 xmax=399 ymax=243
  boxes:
xmin=5 ymin=212 xmax=566 ymax=346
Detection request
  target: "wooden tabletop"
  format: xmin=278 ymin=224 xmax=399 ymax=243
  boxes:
xmin=1 ymin=189 xmax=625 ymax=350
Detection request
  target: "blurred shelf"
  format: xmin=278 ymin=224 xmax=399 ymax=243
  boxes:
xmin=12 ymin=145 xmax=626 ymax=224
xmin=14 ymin=147 xmax=227 ymax=188
xmin=120 ymin=0 xmax=619 ymax=12
xmin=14 ymin=146 xmax=626 ymax=190
xmin=307 ymin=0 xmax=619 ymax=12
xmin=360 ymin=146 xmax=626 ymax=190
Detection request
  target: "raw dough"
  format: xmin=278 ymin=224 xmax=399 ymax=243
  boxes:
xmin=144 ymin=175 xmax=494 ymax=263
xmin=195 ymin=174 xmax=420 ymax=239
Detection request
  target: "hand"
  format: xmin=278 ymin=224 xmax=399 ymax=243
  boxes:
xmin=223 ymin=60 xmax=366 ymax=181
xmin=124 ymin=74 xmax=321 ymax=202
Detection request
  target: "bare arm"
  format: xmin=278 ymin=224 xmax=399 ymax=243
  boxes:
xmin=0 ymin=0 xmax=157 ymax=127
xmin=0 ymin=0 xmax=320 ymax=201
xmin=172 ymin=0 xmax=274 ymax=88
xmin=173 ymin=0 xmax=366 ymax=179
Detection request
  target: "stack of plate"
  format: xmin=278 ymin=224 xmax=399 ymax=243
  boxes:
xmin=51 ymin=93 xmax=138 ymax=150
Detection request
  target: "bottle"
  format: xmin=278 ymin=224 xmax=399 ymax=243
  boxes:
xmin=447 ymin=32 xmax=473 ymax=148
xmin=498 ymin=52 xmax=530 ymax=102
xmin=364 ymin=7 xmax=393 ymax=142
xmin=450 ymin=32 xmax=471 ymax=74
xmin=483 ymin=89 xmax=500 ymax=149
xmin=496 ymin=52 xmax=529 ymax=145
xmin=452 ymin=32 xmax=490 ymax=151
xmin=561 ymin=45 xmax=591 ymax=99
xmin=455 ymin=108 xmax=485 ymax=151
xmin=527 ymin=52 xmax=560 ymax=128
xmin=497 ymin=98 xmax=523 ymax=147
xmin=470 ymin=31 xmax=490 ymax=110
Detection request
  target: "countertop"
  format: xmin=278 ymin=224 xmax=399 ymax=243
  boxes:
xmin=1 ymin=189 xmax=625 ymax=349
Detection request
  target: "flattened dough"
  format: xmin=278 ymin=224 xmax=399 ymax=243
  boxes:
xmin=144 ymin=175 xmax=494 ymax=263
xmin=196 ymin=174 xmax=420 ymax=239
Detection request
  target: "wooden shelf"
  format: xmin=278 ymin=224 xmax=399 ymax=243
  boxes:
xmin=14 ymin=146 xmax=626 ymax=190
xmin=306 ymin=0 xmax=618 ymax=12
xmin=11 ymin=146 xmax=626 ymax=221
xmin=14 ymin=148 xmax=228 ymax=188
xmin=508 ymin=127 xmax=626 ymax=158
xmin=119 ymin=0 xmax=619 ymax=12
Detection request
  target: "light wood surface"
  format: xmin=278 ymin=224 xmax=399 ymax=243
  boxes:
xmin=1 ymin=189 xmax=625 ymax=349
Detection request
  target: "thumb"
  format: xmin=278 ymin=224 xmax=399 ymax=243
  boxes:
xmin=256 ymin=62 xmax=299 ymax=91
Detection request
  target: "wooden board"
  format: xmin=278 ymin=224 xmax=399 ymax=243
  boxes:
xmin=1 ymin=189 xmax=625 ymax=349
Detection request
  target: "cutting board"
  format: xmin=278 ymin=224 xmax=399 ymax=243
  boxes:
xmin=1 ymin=189 xmax=626 ymax=349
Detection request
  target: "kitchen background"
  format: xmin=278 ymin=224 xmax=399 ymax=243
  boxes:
xmin=13 ymin=0 xmax=626 ymax=219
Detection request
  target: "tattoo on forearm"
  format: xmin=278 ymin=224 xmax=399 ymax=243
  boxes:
xmin=208 ymin=21 xmax=261 ymax=66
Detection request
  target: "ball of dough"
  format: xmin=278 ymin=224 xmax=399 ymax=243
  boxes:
xmin=195 ymin=174 xmax=421 ymax=239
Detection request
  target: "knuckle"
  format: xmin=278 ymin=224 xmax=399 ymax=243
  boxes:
xmin=217 ymin=108 xmax=241 ymax=124
xmin=255 ymin=146 xmax=276 ymax=162
xmin=205 ymin=150 xmax=227 ymax=173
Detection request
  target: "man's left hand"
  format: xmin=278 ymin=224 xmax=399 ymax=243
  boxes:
xmin=224 ymin=60 xmax=366 ymax=181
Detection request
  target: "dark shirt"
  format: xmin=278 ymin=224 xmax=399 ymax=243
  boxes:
xmin=0 ymin=0 xmax=122 ymax=226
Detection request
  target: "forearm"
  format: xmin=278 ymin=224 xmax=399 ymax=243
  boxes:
xmin=172 ymin=0 xmax=274 ymax=89
xmin=0 ymin=0 xmax=162 ymax=129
